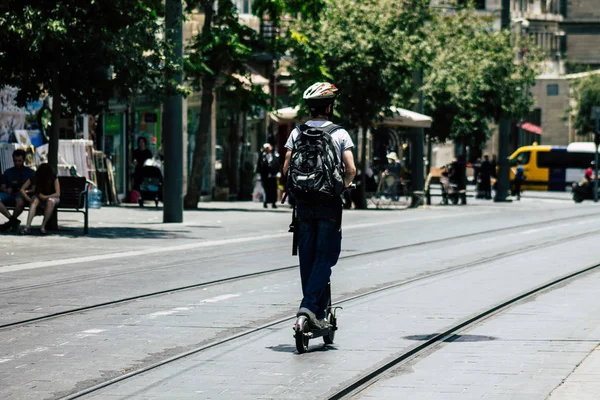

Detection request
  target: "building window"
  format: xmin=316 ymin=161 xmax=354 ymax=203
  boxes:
xmin=243 ymin=0 xmax=250 ymax=14
xmin=547 ymin=84 xmax=559 ymax=96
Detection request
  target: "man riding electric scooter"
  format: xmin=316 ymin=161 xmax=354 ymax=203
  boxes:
xmin=283 ymin=82 xmax=356 ymax=335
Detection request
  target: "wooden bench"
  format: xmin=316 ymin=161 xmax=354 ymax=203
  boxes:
xmin=7 ymin=176 xmax=89 ymax=234
xmin=56 ymin=176 xmax=90 ymax=234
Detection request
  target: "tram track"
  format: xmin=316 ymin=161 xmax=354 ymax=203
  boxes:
xmin=57 ymin=227 xmax=600 ymax=400
xmin=1 ymin=211 xmax=596 ymax=296
xmin=1 ymin=213 xmax=596 ymax=331
xmin=327 ymin=263 xmax=600 ymax=400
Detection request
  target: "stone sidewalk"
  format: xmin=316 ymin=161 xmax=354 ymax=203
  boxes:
xmin=0 ymin=201 xmax=295 ymax=269
xmin=548 ymin=345 xmax=600 ymax=399
xmin=357 ymin=268 xmax=600 ymax=400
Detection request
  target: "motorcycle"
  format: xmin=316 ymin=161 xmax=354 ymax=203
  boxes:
xmin=572 ymin=180 xmax=600 ymax=203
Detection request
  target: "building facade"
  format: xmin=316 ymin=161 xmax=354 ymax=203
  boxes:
xmin=483 ymin=0 xmax=600 ymax=157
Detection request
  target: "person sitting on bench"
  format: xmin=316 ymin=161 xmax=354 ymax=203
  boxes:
xmin=20 ymin=163 xmax=61 ymax=235
xmin=0 ymin=149 xmax=35 ymax=232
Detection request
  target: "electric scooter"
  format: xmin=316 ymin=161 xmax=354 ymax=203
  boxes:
xmin=293 ymin=282 xmax=342 ymax=354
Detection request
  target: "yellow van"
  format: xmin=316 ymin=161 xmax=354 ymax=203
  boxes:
xmin=509 ymin=143 xmax=595 ymax=191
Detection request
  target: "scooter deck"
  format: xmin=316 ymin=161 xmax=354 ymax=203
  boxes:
xmin=302 ymin=324 xmax=336 ymax=339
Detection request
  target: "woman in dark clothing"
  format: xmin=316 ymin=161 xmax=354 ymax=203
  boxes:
xmin=479 ymin=154 xmax=493 ymax=200
xmin=133 ymin=137 xmax=153 ymax=190
xmin=20 ymin=163 xmax=60 ymax=234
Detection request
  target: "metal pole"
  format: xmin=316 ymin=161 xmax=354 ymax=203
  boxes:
xmin=595 ymin=116 xmax=600 ymax=203
xmin=163 ymin=0 xmax=184 ymax=222
xmin=411 ymin=71 xmax=425 ymax=208
xmin=495 ymin=0 xmax=512 ymax=202
xmin=594 ymin=143 xmax=598 ymax=203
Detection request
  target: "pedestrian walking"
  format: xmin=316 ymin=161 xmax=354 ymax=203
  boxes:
xmin=512 ymin=158 xmax=525 ymax=200
xmin=256 ymin=143 xmax=280 ymax=208
xmin=450 ymin=154 xmax=468 ymax=205
xmin=479 ymin=154 xmax=493 ymax=200
xmin=283 ymin=82 xmax=356 ymax=329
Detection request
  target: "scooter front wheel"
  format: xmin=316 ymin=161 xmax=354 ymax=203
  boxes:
xmin=295 ymin=317 xmax=310 ymax=354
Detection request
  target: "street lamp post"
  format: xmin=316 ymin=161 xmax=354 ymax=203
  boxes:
xmin=411 ymin=70 xmax=425 ymax=208
xmin=495 ymin=0 xmax=512 ymax=202
xmin=593 ymin=107 xmax=600 ymax=203
xmin=163 ymin=0 xmax=184 ymax=222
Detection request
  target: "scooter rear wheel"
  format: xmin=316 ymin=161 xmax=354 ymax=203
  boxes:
xmin=323 ymin=312 xmax=336 ymax=345
xmin=295 ymin=319 xmax=310 ymax=354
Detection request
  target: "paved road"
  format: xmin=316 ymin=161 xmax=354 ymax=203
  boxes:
xmin=1 ymin=199 xmax=599 ymax=399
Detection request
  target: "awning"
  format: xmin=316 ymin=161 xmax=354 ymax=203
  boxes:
xmin=269 ymin=106 xmax=301 ymax=123
xmin=517 ymin=122 xmax=542 ymax=135
xmin=376 ymin=106 xmax=432 ymax=128
xmin=269 ymin=105 xmax=433 ymax=128
xmin=231 ymin=68 xmax=270 ymax=93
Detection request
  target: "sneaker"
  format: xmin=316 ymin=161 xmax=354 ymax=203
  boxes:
xmin=10 ymin=218 xmax=21 ymax=232
xmin=0 ymin=220 xmax=11 ymax=232
xmin=297 ymin=307 xmax=329 ymax=329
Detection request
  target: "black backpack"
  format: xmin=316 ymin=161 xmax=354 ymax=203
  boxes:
xmin=286 ymin=123 xmax=345 ymax=204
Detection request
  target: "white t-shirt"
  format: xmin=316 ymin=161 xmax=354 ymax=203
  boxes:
xmin=284 ymin=120 xmax=354 ymax=166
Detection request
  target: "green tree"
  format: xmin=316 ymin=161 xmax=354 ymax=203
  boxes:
xmin=183 ymin=0 xmax=266 ymax=208
xmin=571 ymin=73 xmax=600 ymax=136
xmin=284 ymin=0 xmax=433 ymax=207
xmin=0 ymin=0 xmax=166 ymax=170
xmin=423 ymin=7 xmax=543 ymax=151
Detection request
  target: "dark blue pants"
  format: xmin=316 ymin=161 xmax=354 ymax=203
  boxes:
xmin=296 ymin=204 xmax=342 ymax=319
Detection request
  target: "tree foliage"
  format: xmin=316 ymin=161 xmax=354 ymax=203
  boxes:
xmin=0 ymin=0 xmax=167 ymax=169
xmin=281 ymin=0 xmax=433 ymax=208
xmin=571 ymin=73 xmax=600 ymax=136
xmin=281 ymin=1 xmax=543 ymax=153
xmin=423 ymin=8 xmax=543 ymax=146
xmin=252 ymin=0 xmax=326 ymax=25
xmin=287 ymin=0 xmax=432 ymax=129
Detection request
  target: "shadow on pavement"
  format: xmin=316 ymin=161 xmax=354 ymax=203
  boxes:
xmin=112 ymin=205 xmax=291 ymax=213
xmin=404 ymin=333 xmax=497 ymax=343
xmin=267 ymin=344 xmax=297 ymax=353
xmin=11 ymin=226 xmax=193 ymax=240
xmin=188 ymin=207 xmax=291 ymax=213
xmin=267 ymin=344 xmax=339 ymax=353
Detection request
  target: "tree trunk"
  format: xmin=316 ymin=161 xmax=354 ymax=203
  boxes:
xmin=356 ymin=124 xmax=369 ymax=209
xmin=238 ymin=111 xmax=248 ymax=200
xmin=183 ymin=2 xmax=215 ymax=209
xmin=183 ymin=77 xmax=215 ymax=209
xmin=49 ymin=78 xmax=61 ymax=172
xmin=228 ymin=110 xmax=240 ymax=197
xmin=37 ymin=97 xmax=51 ymax=143
xmin=46 ymin=74 xmax=61 ymax=231
xmin=127 ymin=96 xmax=136 ymax=194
